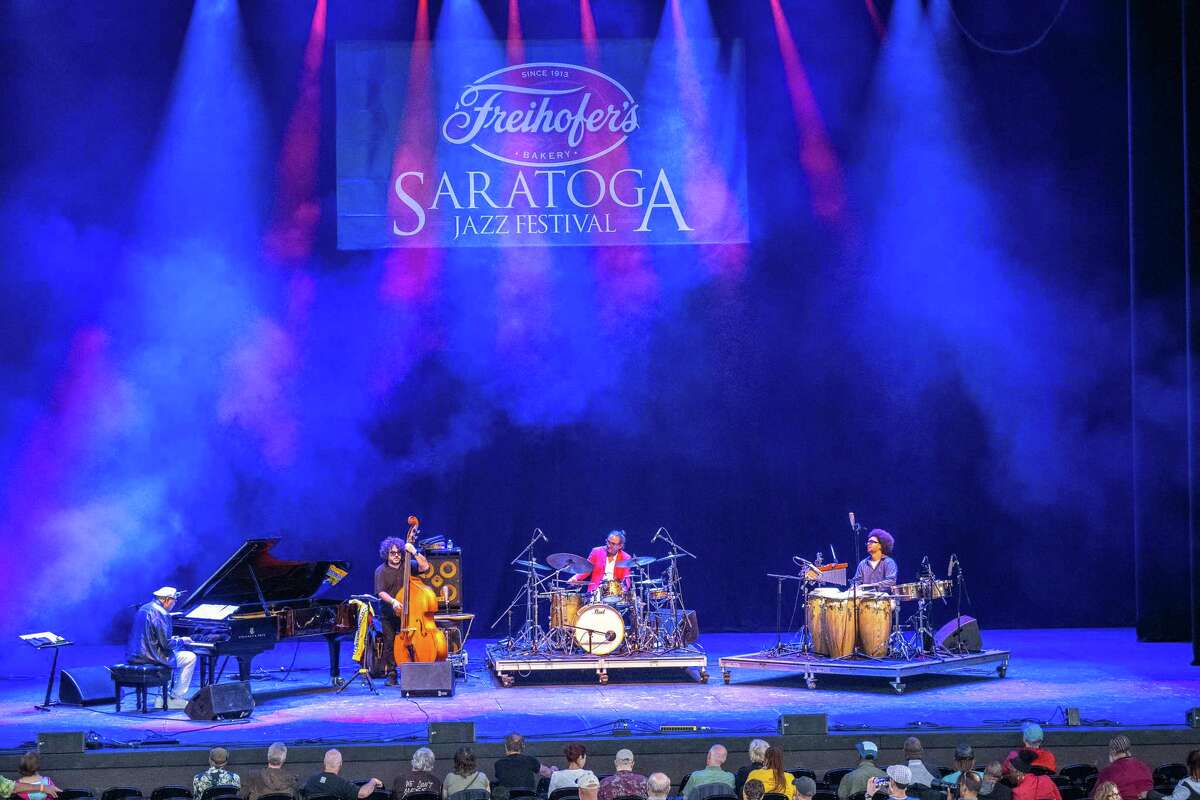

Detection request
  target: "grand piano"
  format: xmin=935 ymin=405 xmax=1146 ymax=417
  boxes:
xmin=172 ymin=538 xmax=355 ymax=687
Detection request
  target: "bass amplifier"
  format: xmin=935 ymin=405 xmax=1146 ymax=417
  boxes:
xmin=424 ymin=548 xmax=463 ymax=610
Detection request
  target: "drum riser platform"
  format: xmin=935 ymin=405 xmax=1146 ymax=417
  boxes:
xmin=719 ymin=648 xmax=1011 ymax=694
xmin=486 ymin=643 xmax=709 ymax=685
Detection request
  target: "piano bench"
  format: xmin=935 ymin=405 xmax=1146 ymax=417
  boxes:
xmin=110 ymin=664 xmax=173 ymax=712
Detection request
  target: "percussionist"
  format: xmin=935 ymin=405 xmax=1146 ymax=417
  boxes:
xmin=852 ymin=529 xmax=897 ymax=589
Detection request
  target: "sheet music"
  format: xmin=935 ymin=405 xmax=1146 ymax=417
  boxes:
xmin=19 ymin=632 xmax=67 ymax=647
xmin=184 ymin=603 xmax=240 ymax=621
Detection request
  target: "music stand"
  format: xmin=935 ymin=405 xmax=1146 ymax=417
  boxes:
xmin=20 ymin=632 xmax=71 ymax=711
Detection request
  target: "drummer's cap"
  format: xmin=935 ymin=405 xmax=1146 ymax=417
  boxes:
xmin=153 ymin=586 xmax=181 ymax=598
xmin=856 ymin=741 xmax=879 ymax=759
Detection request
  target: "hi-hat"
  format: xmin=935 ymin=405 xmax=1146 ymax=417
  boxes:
xmin=546 ymin=552 xmax=592 ymax=574
xmin=617 ymin=555 xmax=656 ymax=568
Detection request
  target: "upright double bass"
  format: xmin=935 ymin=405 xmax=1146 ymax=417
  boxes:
xmin=393 ymin=515 xmax=448 ymax=664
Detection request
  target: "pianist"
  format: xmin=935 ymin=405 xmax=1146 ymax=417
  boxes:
xmin=126 ymin=586 xmax=197 ymax=709
xmin=375 ymin=537 xmax=432 ymax=686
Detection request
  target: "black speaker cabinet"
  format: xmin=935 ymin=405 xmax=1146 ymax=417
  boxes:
xmin=58 ymin=666 xmax=116 ymax=706
xmin=37 ymin=732 xmax=86 ymax=754
xmin=934 ymin=615 xmax=983 ymax=652
xmin=778 ymin=713 xmax=828 ymax=735
xmin=649 ymin=609 xmax=699 ymax=645
xmin=400 ymin=661 xmax=454 ymax=697
xmin=424 ymin=549 xmax=463 ymax=610
xmin=185 ymin=681 xmax=254 ymax=720
xmin=429 ymin=721 xmax=475 ymax=743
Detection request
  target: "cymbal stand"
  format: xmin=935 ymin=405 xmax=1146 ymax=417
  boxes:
xmin=767 ymin=572 xmax=807 ymax=656
xmin=656 ymin=528 xmax=695 ymax=651
xmin=490 ymin=528 xmax=552 ymax=654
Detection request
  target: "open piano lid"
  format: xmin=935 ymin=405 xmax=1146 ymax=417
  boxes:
xmin=177 ymin=538 xmax=350 ymax=614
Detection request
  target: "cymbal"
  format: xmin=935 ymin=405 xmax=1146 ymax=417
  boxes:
xmin=653 ymin=553 xmax=685 ymax=562
xmin=634 ymin=579 xmax=663 ymax=586
xmin=512 ymin=559 xmax=550 ymax=572
xmin=617 ymin=555 xmax=656 ymax=568
xmin=546 ymin=552 xmax=592 ymax=574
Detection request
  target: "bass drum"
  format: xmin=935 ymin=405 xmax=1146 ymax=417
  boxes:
xmin=573 ymin=603 xmax=625 ymax=655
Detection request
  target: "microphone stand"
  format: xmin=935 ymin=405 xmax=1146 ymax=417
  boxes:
xmin=849 ymin=515 xmax=867 ymax=659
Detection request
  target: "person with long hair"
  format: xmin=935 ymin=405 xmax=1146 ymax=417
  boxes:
xmin=745 ymin=747 xmax=794 ymax=799
xmin=442 ymin=747 xmax=489 ymax=800
xmin=1092 ymin=783 xmax=1121 ymax=800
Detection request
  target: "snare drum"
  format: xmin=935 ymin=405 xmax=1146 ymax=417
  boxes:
xmin=549 ymin=591 xmax=582 ymax=628
xmin=573 ymin=603 xmax=625 ymax=655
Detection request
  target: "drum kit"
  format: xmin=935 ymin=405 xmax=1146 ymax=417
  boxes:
xmin=493 ymin=528 xmax=698 ymax=658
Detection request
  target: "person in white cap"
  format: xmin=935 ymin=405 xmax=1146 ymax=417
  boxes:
xmin=125 ymin=586 xmax=197 ymax=709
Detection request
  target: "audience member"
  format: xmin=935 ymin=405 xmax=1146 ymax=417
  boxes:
xmin=900 ymin=739 xmax=937 ymax=788
xmin=883 ymin=766 xmax=912 ymax=800
xmin=959 ymin=773 xmax=983 ymax=800
xmin=647 ymin=775 xmax=673 ymax=800
xmin=1092 ymin=784 xmax=1120 ymax=800
xmin=549 ymin=744 xmax=597 ymax=794
xmin=600 ymin=749 xmax=648 ymax=800
xmin=743 ymin=782 xmax=764 ymax=800
xmin=736 ymin=742 xmax=770 ymax=800
xmin=301 ymin=749 xmax=383 ymax=800
xmin=243 ymin=742 xmax=299 ymax=800
xmin=12 ymin=753 xmax=58 ymax=800
xmin=1092 ymin=737 xmax=1151 ymax=800
xmin=839 ymin=742 xmax=887 ymax=800
xmin=443 ymin=747 xmax=489 ymax=799
xmin=0 ymin=772 xmax=58 ymax=800
xmin=686 ymin=746 xmax=734 ymax=800
xmin=1147 ymin=750 xmax=1200 ymax=800
xmin=580 ymin=775 xmax=601 ymax=800
xmin=394 ymin=748 xmax=443 ymax=800
xmin=1008 ymin=751 xmax=1061 ymax=800
xmin=494 ymin=734 xmax=554 ymax=796
xmin=979 ymin=763 xmax=1012 ymax=800
xmin=744 ymin=747 xmax=793 ymax=799
xmin=1005 ymin=726 xmax=1056 ymax=776
xmin=944 ymin=745 xmax=980 ymax=787
xmin=794 ymin=777 xmax=816 ymax=800
xmin=195 ymin=747 xmax=242 ymax=797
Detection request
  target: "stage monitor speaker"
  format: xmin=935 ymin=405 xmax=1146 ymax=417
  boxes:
xmin=934 ymin=616 xmax=982 ymax=653
xmin=58 ymin=666 xmax=115 ymax=706
xmin=425 ymin=549 xmax=463 ymax=610
xmin=185 ymin=681 xmax=254 ymax=720
xmin=401 ymin=661 xmax=454 ymax=697
xmin=37 ymin=732 xmax=86 ymax=754
xmin=649 ymin=609 xmax=699 ymax=645
xmin=429 ymin=721 xmax=475 ymax=743
xmin=1066 ymin=707 xmax=1082 ymax=727
xmin=1187 ymin=708 xmax=1200 ymax=729
xmin=778 ymin=713 xmax=828 ymax=736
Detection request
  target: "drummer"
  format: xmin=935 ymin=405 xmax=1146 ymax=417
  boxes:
xmin=569 ymin=530 xmax=632 ymax=595
xmin=853 ymin=529 xmax=897 ymax=589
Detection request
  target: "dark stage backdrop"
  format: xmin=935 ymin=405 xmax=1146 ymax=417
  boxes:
xmin=0 ymin=1 xmax=1192 ymax=647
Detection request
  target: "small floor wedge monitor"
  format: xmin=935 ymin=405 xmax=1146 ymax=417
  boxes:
xmin=934 ymin=616 xmax=982 ymax=653
xmin=185 ymin=681 xmax=254 ymax=720
xmin=401 ymin=661 xmax=454 ymax=697
xmin=58 ymin=666 xmax=116 ymax=706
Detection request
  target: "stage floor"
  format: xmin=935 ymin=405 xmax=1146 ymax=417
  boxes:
xmin=0 ymin=628 xmax=1196 ymax=752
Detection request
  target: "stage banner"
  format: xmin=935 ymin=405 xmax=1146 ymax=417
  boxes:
xmin=336 ymin=39 xmax=748 ymax=248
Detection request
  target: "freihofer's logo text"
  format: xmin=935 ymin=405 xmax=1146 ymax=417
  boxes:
xmin=393 ymin=62 xmax=691 ymax=241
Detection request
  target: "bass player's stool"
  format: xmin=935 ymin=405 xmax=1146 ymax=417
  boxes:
xmin=110 ymin=663 xmax=173 ymax=712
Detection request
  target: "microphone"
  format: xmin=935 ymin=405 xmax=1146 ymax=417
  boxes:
xmin=948 ymin=554 xmax=958 ymax=576
xmin=848 ymin=512 xmax=856 ymax=530
xmin=534 ymin=528 xmax=548 ymax=543
xmin=652 ymin=527 xmax=664 ymax=543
